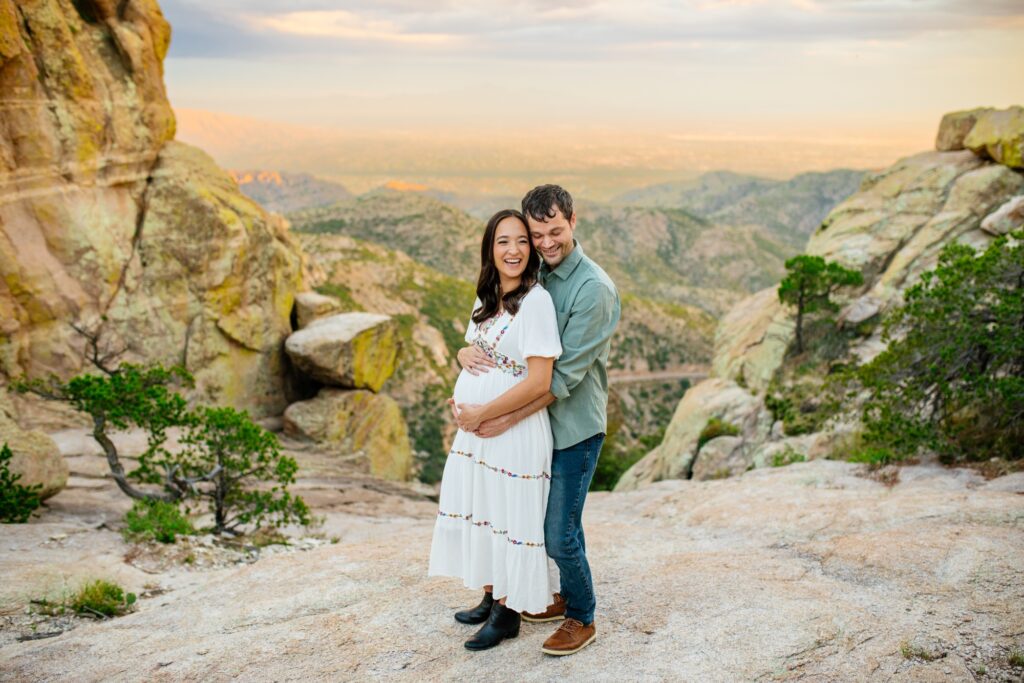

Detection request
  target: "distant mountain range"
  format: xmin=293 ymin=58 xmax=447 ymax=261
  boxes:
xmin=613 ymin=169 xmax=865 ymax=248
xmin=230 ymin=170 xmax=352 ymax=213
xmin=288 ymin=189 xmax=817 ymax=315
xmin=291 ymin=191 xmax=482 ymax=281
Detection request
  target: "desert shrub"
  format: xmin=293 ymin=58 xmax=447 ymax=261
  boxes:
xmin=697 ymin=418 xmax=740 ymax=451
xmin=35 ymin=580 xmax=137 ymax=618
xmin=0 ymin=443 xmax=43 ymax=523
xmin=833 ymin=230 xmax=1024 ymax=463
xmin=770 ymin=447 xmax=806 ymax=467
xmin=71 ymin=580 xmax=137 ymax=617
xmin=123 ymin=499 xmax=195 ymax=543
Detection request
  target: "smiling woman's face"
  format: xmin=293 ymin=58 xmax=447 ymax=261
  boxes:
xmin=492 ymin=215 xmax=530 ymax=284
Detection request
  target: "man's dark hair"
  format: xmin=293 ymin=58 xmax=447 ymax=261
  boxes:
xmin=521 ymin=184 xmax=574 ymax=223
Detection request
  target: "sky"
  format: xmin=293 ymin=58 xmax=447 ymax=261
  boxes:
xmin=161 ymin=0 xmax=1024 ymax=152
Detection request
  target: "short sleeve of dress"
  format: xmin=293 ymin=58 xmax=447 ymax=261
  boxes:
xmin=464 ymin=297 xmax=482 ymax=343
xmin=519 ymin=287 xmax=562 ymax=359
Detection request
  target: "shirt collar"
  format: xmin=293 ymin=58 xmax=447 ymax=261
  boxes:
xmin=541 ymin=239 xmax=584 ymax=281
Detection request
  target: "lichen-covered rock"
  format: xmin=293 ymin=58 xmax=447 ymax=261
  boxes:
xmin=981 ymin=195 xmax=1024 ymax=236
xmin=0 ymin=400 xmax=66 ymax=500
xmin=615 ymin=378 xmax=771 ymax=491
xmin=711 ymin=287 xmax=793 ymax=394
xmin=285 ymin=313 xmax=398 ymax=391
xmin=0 ymin=0 xmax=310 ymax=419
xmin=809 ymin=150 xmax=1024 ymax=307
xmin=283 ymin=388 xmax=412 ymax=481
xmin=963 ymin=106 xmax=1024 ymax=169
xmin=935 ymin=108 xmax=992 ymax=151
xmin=294 ymin=291 xmax=346 ymax=329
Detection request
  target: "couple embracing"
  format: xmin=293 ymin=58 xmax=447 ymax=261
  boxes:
xmin=428 ymin=184 xmax=621 ymax=655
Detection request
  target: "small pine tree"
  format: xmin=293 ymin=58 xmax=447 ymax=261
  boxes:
xmin=135 ymin=406 xmax=310 ymax=535
xmin=778 ymin=255 xmax=864 ymax=353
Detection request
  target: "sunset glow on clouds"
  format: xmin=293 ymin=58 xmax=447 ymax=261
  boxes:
xmin=161 ymin=0 xmax=1024 ymax=143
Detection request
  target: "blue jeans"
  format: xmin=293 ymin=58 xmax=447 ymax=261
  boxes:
xmin=544 ymin=432 xmax=604 ymax=625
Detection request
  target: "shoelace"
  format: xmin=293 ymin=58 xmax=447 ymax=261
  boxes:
xmin=557 ymin=618 xmax=583 ymax=634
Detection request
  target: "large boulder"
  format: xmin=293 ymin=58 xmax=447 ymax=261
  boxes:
xmin=980 ymin=195 xmax=1024 ymax=236
xmin=0 ymin=0 xmax=311 ymax=418
xmin=935 ymin=108 xmax=992 ymax=151
xmin=283 ymin=388 xmax=412 ymax=481
xmin=615 ymin=378 xmax=771 ymax=491
xmin=285 ymin=313 xmax=398 ymax=392
xmin=0 ymin=400 xmax=66 ymax=500
xmin=963 ymin=106 xmax=1024 ymax=169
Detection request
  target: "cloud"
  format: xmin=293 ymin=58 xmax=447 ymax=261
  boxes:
xmin=250 ymin=10 xmax=459 ymax=44
xmin=161 ymin=0 xmax=1024 ymax=60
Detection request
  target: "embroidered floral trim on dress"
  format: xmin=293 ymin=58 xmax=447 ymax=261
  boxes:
xmin=451 ymin=449 xmax=550 ymax=480
xmin=436 ymin=510 xmax=545 ymax=547
xmin=471 ymin=312 xmax=524 ymax=376
xmin=472 ymin=339 xmax=526 ymax=378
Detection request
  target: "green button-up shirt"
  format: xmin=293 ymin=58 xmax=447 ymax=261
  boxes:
xmin=540 ymin=240 xmax=621 ymax=450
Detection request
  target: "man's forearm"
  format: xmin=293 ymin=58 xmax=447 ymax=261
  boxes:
xmin=510 ymin=392 xmax=555 ymax=425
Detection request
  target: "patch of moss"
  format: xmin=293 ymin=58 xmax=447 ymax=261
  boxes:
xmin=314 ymin=282 xmax=363 ymax=312
xmin=697 ymin=417 xmax=740 ymax=451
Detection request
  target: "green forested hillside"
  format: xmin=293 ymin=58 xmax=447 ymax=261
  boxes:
xmin=291 ymin=192 xmax=482 ymax=281
xmin=290 ymin=192 xmax=799 ymax=315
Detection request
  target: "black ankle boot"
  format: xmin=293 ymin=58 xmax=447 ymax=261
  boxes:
xmin=464 ymin=601 xmax=521 ymax=651
xmin=454 ymin=591 xmax=493 ymax=625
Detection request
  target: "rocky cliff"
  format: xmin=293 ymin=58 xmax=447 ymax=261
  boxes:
xmin=618 ymin=108 xmax=1024 ymax=490
xmin=0 ymin=0 xmax=308 ymax=418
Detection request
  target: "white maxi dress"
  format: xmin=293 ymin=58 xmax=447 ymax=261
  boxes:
xmin=428 ymin=284 xmax=562 ymax=614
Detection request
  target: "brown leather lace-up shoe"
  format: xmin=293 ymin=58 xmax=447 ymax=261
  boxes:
xmin=522 ymin=593 xmax=566 ymax=623
xmin=541 ymin=618 xmax=596 ymax=656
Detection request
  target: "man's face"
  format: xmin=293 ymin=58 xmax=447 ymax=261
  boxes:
xmin=527 ymin=205 xmax=576 ymax=269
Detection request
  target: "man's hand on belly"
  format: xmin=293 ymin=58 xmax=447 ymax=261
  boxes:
xmin=474 ymin=414 xmax=515 ymax=439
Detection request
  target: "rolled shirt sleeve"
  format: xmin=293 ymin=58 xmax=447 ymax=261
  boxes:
xmin=550 ymin=280 xmax=619 ymax=400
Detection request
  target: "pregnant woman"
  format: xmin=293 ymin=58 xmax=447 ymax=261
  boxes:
xmin=428 ymin=208 xmax=562 ymax=651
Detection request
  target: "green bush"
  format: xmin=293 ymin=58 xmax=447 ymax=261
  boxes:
xmin=71 ymin=580 xmax=137 ymax=617
xmin=1 ymin=443 xmax=42 ymax=524
xmin=35 ymin=580 xmax=137 ymax=618
xmin=833 ymin=230 xmax=1024 ymax=463
xmin=697 ymin=418 xmax=740 ymax=451
xmin=123 ymin=499 xmax=195 ymax=543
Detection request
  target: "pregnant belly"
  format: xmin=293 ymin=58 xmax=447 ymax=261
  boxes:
xmin=452 ymin=368 xmax=521 ymax=406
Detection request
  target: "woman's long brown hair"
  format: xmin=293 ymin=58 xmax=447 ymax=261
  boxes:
xmin=472 ymin=209 xmax=540 ymax=324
